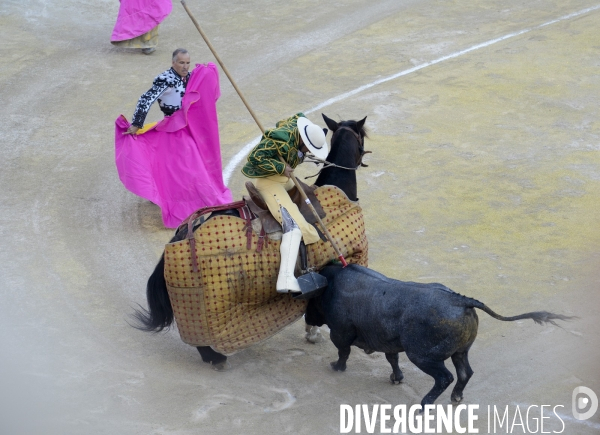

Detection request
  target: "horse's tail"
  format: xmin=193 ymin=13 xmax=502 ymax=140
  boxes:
xmin=463 ymin=297 xmax=575 ymax=326
xmin=132 ymin=254 xmax=174 ymax=331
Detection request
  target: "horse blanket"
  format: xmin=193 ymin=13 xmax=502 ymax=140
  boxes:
xmin=115 ymin=63 xmax=233 ymax=228
xmin=164 ymin=186 xmax=368 ymax=355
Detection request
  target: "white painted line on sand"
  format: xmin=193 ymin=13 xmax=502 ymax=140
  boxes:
xmin=222 ymin=5 xmax=600 ymax=184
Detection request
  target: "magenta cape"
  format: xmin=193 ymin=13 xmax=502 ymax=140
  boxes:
xmin=115 ymin=63 xmax=233 ymax=228
xmin=111 ymin=0 xmax=172 ymax=41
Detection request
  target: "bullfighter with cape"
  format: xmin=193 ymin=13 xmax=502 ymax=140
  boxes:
xmin=115 ymin=61 xmax=232 ymax=228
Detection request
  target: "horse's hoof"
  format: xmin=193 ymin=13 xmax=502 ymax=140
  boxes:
xmin=305 ymin=331 xmax=324 ymax=344
xmin=212 ymin=360 xmax=231 ymax=371
xmin=305 ymin=325 xmax=324 ymax=344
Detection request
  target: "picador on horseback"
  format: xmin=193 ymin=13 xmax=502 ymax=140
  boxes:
xmin=241 ymin=113 xmax=329 ymax=294
xmin=133 ymin=109 xmax=370 ymax=366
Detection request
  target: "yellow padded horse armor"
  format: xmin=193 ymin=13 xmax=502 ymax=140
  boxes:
xmin=164 ymin=185 xmax=368 ymax=355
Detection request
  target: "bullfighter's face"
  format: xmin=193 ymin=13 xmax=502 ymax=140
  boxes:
xmin=172 ymin=53 xmax=191 ymax=78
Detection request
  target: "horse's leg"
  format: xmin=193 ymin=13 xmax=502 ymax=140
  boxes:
xmin=173 ymin=223 xmax=231 ymax=370
xmin=196 ymin=346 xmax=229 ymax=371
xmin=450 ymin=350 xmax=474 ymax=404
xmin=385 ymin=352 xmax=404 ymax=384
xmin=305 ymin=323 xmax=323 ymax=343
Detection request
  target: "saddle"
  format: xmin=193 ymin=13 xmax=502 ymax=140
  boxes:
xmin=243 ymin=179 xmax=326 ymax=236
xmin=178 ymin=180 xmax=328 ymax=273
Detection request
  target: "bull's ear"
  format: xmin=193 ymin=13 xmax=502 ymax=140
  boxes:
xmin=323 ymin=128 xmax=329 ymax=137
xmin=322 ymin=113 xmax=339 ymax=132
xmin=356 ymin=116 xmax=367 ymax=132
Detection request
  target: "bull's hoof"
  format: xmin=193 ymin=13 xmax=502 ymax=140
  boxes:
xmin=390 ymin=372 xmax=404 ymax=384
xmin=330 ymin=361 xmax=346 ymax=372
xmin=212 ymin=360 xmax=231 ymax=372
xmin=451 ymin=395 xmax=463 ymax=404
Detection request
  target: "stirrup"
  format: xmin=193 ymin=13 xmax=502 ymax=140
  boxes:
xmin=292 ymin=241 xmax=328 ymax=300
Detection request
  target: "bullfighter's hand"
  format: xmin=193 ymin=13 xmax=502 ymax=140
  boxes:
xmin=284 ymin=164 xmax=294 ymax=178
xmin=124 ymin=125 xmax=140 ymax=135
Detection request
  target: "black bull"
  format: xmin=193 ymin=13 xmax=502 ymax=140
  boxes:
xmin=305 ymin=264 xmax=574 ymax=407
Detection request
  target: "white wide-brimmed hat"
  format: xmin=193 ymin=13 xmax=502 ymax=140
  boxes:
xmin=297 ymin=117 xmax=329 ymax=161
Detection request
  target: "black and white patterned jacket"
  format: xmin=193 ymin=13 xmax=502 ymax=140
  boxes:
xmin=131 ymin=67 xmax=190 ymax=128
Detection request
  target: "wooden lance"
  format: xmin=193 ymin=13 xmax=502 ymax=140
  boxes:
xmin=181 ymin=0 xmax=348 ymax=267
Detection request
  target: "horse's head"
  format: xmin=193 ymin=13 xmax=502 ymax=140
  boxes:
xmin=322 ymin=113 xmax=371 ymax=168
xmin=313 ymin=114 xmax=371 ymax=201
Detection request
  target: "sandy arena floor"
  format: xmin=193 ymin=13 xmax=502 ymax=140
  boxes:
xmin=1 ymin=1 xmax=599 ymax=434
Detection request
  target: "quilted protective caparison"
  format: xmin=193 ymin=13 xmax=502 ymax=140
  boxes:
xmin=164 ymin=186 xmax=368 ymax=355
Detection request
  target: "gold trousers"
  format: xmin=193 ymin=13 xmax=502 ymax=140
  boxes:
xmin=253 ymin=175 xmax=321 ymax=245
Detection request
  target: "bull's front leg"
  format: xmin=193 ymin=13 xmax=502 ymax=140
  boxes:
xmin=331 ymin=346 xmax=351 ymax=371
xmin=385 ymin=352 xmax=404 ymax=384
xmin=329 ymin=329 xmax=355 ymax=372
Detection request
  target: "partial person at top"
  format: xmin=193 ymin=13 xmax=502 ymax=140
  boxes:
xmin=111 ymin=0 xmax=172 ymax=55
xmin=125 ymin=48 xmax=191 ymax=135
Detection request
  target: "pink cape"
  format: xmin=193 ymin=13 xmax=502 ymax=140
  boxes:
xmin=115 ymin=63 xmax=233 ymax=228
xmin=111 ymin=0 xmax=172 ymax=41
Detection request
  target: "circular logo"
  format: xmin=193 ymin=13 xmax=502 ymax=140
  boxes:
xmin=572 ymin=386 xmax=598 ymax=421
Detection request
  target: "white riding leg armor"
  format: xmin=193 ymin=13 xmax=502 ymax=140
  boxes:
xmin=276 ymin=206 xmax=302 ymax=293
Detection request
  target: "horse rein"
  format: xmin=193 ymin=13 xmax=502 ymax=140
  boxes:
xmin=304 ymin=126 xmax=371 ymax=179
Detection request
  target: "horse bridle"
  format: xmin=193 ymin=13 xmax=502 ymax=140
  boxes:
xmin=304 ymin=126 xmax=371 ymax=177
xmin=332 ymin=126 xmax=371 ymax=168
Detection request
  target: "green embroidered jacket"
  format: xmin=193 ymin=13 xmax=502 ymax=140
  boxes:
xmin=241 ymin=113 xmax=305 ymax=178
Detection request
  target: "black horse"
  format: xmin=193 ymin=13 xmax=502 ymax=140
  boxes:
xmin=133 ymin=113 xmax=369 ymax=368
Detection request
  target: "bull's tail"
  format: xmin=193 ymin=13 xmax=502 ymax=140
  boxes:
xmin=466 ymin=298 xmax=575 ymax=326
xmin=131 ymin=254 xmax=174 ymax=331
